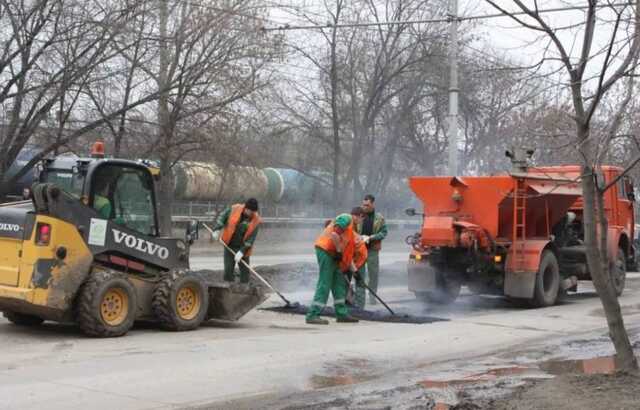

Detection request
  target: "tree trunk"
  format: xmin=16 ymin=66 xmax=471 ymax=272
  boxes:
xmin=581 ymin=154 xmax=638 ymax=372
xmin=330 ymin=23 xmax=340 ymax=214
xmin=156 ymin=0 xmax=172 ymax=236
xmin=157 ymin=151 xmax=174 ymax=236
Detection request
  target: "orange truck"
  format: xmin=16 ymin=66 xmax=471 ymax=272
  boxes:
xmin=406 ymin=150 xmax=635 ymax=307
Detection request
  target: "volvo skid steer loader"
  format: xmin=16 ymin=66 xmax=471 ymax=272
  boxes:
xmin=0 ymin=144 xmax=268 ymax=337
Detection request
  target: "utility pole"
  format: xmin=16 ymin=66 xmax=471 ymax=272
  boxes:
xmin=447 ymin=0 xmax=459 ymax=175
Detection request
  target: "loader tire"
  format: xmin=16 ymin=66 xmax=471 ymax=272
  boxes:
xmin=530 ymin=250 xmax=560 ymax=308
xmin=611 ymin=248 xmax=626 ymax=297
xmin=3 ymin=311 xmax=44 ymax=326
xmin=152 ymin=272 xmax=209 ymax=331
xmin=76 ymin=270 xmax=137 ymax=337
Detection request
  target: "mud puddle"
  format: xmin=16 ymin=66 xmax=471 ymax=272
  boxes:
xmin=415 ymin=354 xmax=639 ymax=409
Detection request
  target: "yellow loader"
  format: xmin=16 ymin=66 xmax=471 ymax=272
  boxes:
xmin=0 ymin=144 xmax=267 ymax=337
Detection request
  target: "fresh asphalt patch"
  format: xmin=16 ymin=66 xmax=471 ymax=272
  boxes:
xmin=261 ymin=305 xmax=449 ymax=324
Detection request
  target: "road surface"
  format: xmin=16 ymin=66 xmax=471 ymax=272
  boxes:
xmin=1 ymin=250 xmax=639 ymax=410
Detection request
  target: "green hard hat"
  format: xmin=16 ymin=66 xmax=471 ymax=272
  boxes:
xmin=334 ymin=213 xmax=352 ymax=229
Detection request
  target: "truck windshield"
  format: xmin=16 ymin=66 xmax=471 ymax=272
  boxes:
xmin=42 ymin=171 xmax=85 ymax=198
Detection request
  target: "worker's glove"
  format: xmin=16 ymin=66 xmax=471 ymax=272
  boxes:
xmin=362 ymin=235 xmax=370 ymax=244
xmin=234 ymin=251 xmax=244 ymax=263
xmin=211 ymin=230 xmax=220 ymax=241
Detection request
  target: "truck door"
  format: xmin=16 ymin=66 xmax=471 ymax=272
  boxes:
xmin=615 ymin=174 xmax=634 ymax=235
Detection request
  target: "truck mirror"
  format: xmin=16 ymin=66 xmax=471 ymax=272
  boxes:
xmin=185 ymin=220 xmax=199 ymax=244
xmin=405 ymin=208 xmax=417 ymax=217
xmin=628 ymin=191 xmax=636 ymax=202
xmin=624 ymin=176 xmax=635 ymax=201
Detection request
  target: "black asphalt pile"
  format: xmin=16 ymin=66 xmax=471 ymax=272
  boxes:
xmin=262 ymin=305 xmax=448 ymax=324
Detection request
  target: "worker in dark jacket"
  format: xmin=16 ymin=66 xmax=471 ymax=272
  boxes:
xmin=356 ymin=194 xmax=388 ymax=306
xmin=210 ymin=198 xmax=261 ymax=283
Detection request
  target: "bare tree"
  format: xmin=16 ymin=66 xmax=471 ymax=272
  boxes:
xmin=153 ymin=0 xmax=279 ymax=234
xmin=0 ymin=0 xmax=165 ymax=195
xmin=486 ymin=0 xmax=640 ymax=371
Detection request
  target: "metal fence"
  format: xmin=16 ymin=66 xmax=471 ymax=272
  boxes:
xmin=170 ymin=201 xmax=420 ymax=228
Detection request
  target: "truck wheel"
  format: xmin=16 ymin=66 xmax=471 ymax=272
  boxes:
xmin=415 ymin=273 xmax=461 ymax=304
xmin=611 ymin=248 xmax=626 ymax=296
xmin=530 ymin=250 xmax=560 ymax=308
xmin=152 ymin=272 xmax=209 ymax=331
xmin=76 ymin=270 xmax=137 ymax=337
xmin=3 ymin=311 xmax=44 ymax=326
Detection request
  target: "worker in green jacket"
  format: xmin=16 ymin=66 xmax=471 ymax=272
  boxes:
xmin=210 ymin=198 xmax=262 ymax=283
xmin=306 ymin=213 xmax=359 ymax=325
xmin=357 ymin=194 xmax=388 ymax=306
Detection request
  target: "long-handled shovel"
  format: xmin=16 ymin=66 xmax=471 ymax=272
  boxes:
xmin=202 ymin=222 xmax=300 ymax=309
xmin=343 ymin=272 xmax=396 ymax=316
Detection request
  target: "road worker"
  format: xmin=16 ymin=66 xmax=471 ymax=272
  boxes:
xmin=352 ymin=232 xmax=369 ymax=309
xmin=345 ymin=207 xmax=367 ymax=307
xmin=210 ymin=198 xmax=261 ymax=283
xmin=357 ymin=194 xmax=388 ymax=306
xmin=306 ymin=213 xmax=359 ymax=325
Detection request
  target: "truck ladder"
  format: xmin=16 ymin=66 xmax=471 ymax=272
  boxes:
xmin=512 ymin=178 xmax=527 ymax=272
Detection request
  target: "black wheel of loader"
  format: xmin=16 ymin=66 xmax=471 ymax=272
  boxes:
xmin=530 ymin=250 xmax=560 ymax=308
xmin=3 ymin=311 xmax=44 ymax=326
xmin=611 ymin=248 xmax=626 ymax=296
xmin=152 ymin=272 xmax=209 ymax=331
xmin=76 ymin=270 xmax=137 ymax=337
xmin=415 ymin=271 xmax=461 ymax=305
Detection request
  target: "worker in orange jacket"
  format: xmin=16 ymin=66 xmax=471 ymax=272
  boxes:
xmin=210 ymin=198 xmax=261 ymax=283
xmin=344 ymin=207 xmax=367 ymax=307
xmin=306 ymin=213 xmax=358 ymax=325
xmin=351 ymin=232 xmax=369 ymax=308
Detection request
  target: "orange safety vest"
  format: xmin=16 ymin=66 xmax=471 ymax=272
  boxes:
xmin=315 ymin=221 xmax=356 ymax=272
xmin=354 ymin=238 xmax=368 ymax=270
xmin=221 ymin=204 xmax=262 ymax=256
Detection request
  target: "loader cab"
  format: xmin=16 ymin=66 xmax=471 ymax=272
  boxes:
xmin=88 ymin=162 xmax=159 ymax=236
xmin=39 ymin=158 xmax=160 ymax=237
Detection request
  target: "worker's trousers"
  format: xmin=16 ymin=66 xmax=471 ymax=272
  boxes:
xmin=223 ymin=247 xmax=251 ymax=283
xmin=354 ymin=265 xmax=367 ymax=309
xmin=365 ymin=249 xmax=379 ymax=303
xmin=306 ymin=248 xmax=349 ymax=320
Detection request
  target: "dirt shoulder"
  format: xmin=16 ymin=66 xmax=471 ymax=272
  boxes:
xmin=464 ymin=371 xmax=640 ymax=410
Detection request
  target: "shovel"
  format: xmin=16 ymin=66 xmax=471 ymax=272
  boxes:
xmin=342 ymin=271 xmax=396 ymax=316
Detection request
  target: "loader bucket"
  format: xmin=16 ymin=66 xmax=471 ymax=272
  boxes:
xmin=207 ymin=282 xmax=270 ymax=321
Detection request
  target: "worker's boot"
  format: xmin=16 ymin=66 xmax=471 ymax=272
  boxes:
xmin=306 ymin=317 xmax=329 ymax=325
xmin=336 ymin=315 xmax=359 ymax=323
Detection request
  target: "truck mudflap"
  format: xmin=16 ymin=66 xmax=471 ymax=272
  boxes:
xmin=408 ymin=258 xmax=437 ymax=292
xmin=207 ymin=282 xmax=270 ymax=321
xmin=504 ymin=240 xmax=552 ymax=299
